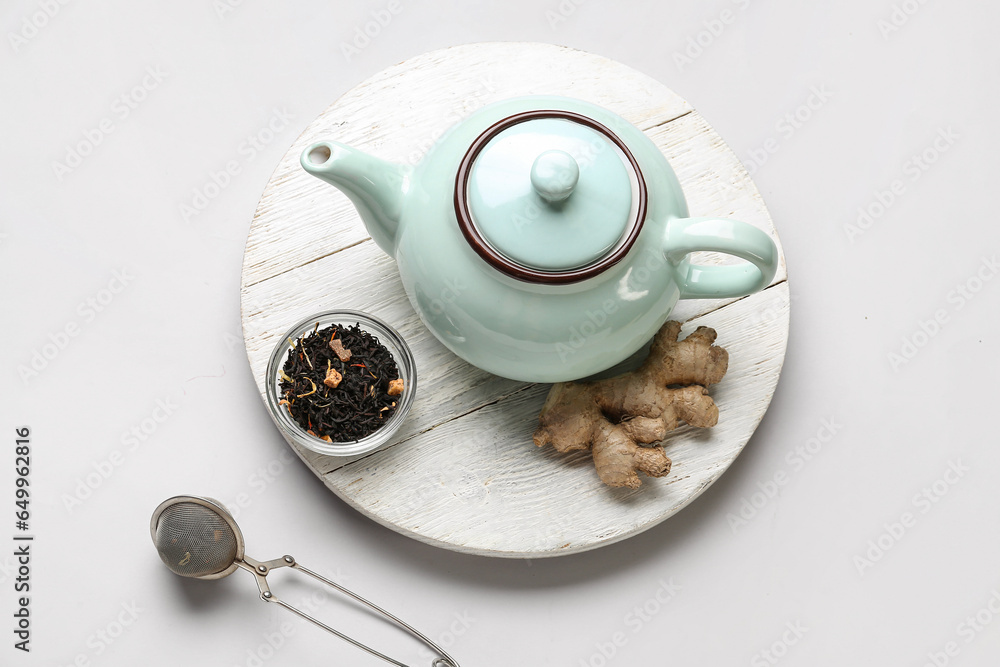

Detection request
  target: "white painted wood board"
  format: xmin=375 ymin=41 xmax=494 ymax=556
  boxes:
xmin=240 ymin=43 xmax=789 ymax=557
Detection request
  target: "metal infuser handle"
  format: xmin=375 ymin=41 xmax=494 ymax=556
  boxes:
xmin=236 ymin=553 xmax=458 ymax=667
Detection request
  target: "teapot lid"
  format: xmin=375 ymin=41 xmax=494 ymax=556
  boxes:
xmin=455 ymin=110 xmax=647 ymax=284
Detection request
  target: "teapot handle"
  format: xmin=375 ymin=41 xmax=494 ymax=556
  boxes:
xmin=664 ymin=217 xmax=778 ymax=299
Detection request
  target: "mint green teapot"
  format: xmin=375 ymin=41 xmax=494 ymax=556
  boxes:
xmin=301 ymin=96 xmax=777 ymax=383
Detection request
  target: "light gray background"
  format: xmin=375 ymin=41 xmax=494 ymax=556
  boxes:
xmin=3 ymin=1 xmax=998 ymax=665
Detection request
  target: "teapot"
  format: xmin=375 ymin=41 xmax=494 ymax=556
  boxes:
xmin=301 ymin=96 xmax=778 ymax=383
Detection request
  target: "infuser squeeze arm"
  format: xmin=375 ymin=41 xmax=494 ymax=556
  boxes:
xmin=150 ymin=496 xmax=459 ymax=667
xmin=237 ymin=553 xmax=459 ymax=667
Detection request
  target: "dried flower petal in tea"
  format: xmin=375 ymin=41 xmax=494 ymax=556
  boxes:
xmin=279 ymin=323 xmax=402 ymax=442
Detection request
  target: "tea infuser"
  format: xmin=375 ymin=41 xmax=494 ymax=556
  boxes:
xmin=151 ymin=495 xmax=459 ymax=667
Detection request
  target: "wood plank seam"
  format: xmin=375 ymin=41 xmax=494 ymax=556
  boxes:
xmin=240 ymin=43 xmax=789 ymax=556
xmin=243 ymin=237 xmax=370 ymax=289
xmin=314 ymin=278 xmax=790 ymax=476
xmin=642 ymin=108 xmax=695 ymax=131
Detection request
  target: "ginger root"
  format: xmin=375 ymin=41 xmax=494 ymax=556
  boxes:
xmin=533 ymin=321 xmax=728 ymax=489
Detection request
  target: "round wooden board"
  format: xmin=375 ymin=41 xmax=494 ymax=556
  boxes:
xmin=241 ymin=43 xmax=789 ymax=558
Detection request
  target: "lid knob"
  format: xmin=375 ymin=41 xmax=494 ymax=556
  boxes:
xmin=530 ymin=150 xmax=580 ymax=204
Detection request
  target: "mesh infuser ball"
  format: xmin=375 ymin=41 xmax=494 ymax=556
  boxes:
xmin=153 ymin=501 xmax=241 ymax=578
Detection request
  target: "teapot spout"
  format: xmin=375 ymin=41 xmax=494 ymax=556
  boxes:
xmin=300 ymin=141 xmax=410 ymax=256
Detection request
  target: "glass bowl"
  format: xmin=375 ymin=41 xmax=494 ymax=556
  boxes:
xmin=264 ymin=310 xmax=416 ymax=457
